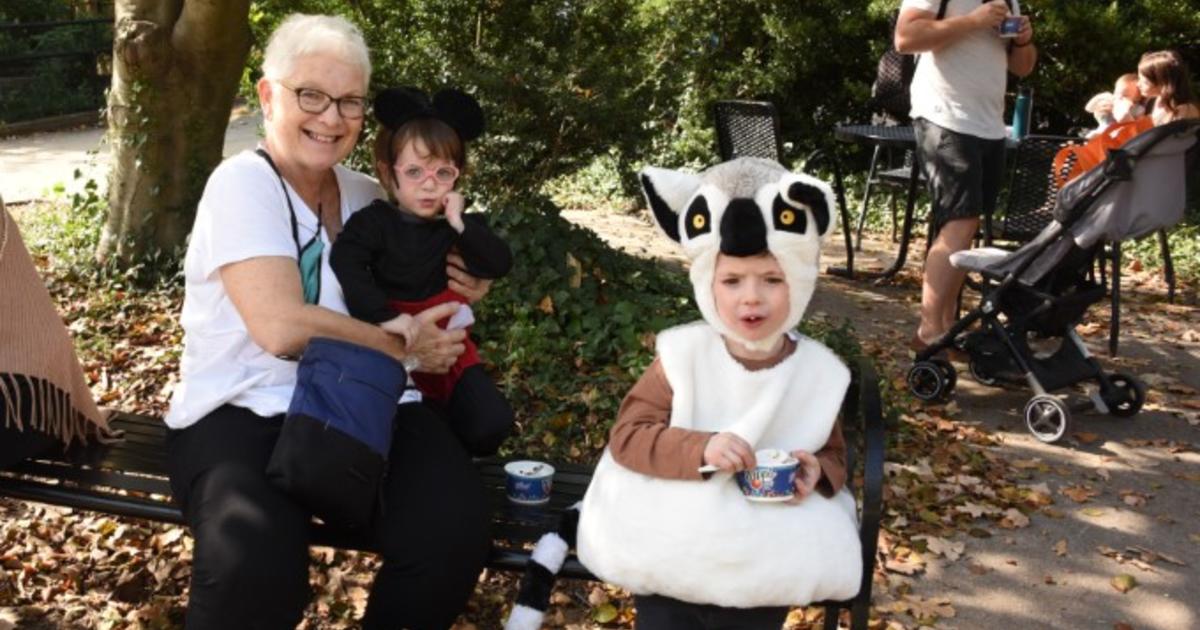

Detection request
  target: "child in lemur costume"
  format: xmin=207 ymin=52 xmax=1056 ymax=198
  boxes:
xmin=575 ymin=157 xmax=863 ymax=628
xmin=331 ymin=87 xmax=514 ymax=456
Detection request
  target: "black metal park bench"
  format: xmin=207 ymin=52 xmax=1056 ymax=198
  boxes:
xmin=0 ymin=361 xmax=884 ymax=629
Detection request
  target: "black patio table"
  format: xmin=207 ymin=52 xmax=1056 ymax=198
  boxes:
xmin=827 ymin=124 xmax=923 ymax=282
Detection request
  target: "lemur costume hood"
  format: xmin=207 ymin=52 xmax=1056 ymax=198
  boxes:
xmin=641 ymin=157 xmax=834 ymax=350
xmin=506 ymin=159 xmax=861 ymax=627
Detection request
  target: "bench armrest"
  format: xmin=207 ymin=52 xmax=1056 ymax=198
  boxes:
xmin=854 ymin=358 xmax=885 ymax=598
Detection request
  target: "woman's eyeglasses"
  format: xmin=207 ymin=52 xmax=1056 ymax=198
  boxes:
xmin=395 ymin=163 xmax=460 ymax=185
xmin=278 ymin=82 xmax=367 ymax=120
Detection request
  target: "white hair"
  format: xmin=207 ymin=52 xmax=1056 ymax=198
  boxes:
xmin=261 ymin=14 xmax=371 ymax=88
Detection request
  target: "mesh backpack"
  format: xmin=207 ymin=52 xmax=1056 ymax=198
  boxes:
xmin=871 ymin=0 xmax=950 ymax=122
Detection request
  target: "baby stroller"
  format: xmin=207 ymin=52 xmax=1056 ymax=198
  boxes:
xmin=907 ymin=119 xmax=1200 ymax=443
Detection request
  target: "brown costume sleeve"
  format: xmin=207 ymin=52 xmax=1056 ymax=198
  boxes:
xmin=813 ymin=418 xmax=847 ymax=498
xmin=607 ymin=358 xmax=712 ymax=481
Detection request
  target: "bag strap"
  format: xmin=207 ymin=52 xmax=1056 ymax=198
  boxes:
xmin=255 ymin=148 xmax=323 ymax=267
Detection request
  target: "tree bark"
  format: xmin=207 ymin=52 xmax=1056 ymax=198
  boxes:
xmin=97 ymin=0 xmax=250 ymax=266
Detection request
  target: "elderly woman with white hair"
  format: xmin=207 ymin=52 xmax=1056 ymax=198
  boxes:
xmin=164 ymin=14 xmax=493 ymax=629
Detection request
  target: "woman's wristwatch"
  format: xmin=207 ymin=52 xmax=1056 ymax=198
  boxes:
xmin=402 ymin=355 xmax=420 ymax=374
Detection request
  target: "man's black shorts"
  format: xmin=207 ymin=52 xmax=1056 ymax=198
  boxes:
xmin=914 ymin=118 xmax=1006 ymax=234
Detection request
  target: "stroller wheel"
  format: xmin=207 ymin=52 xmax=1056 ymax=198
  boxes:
xmin=1025 ymin=395 xmax=1071 ymax=443
xmin=908 ymin=361 xmax=950 ymax=402
xmin=968 ymin=359 xmax=999 ymax=386
xmin=1103 ymin=372 xmax=1146 ymax=418
xmin=930 ymin=358 xmax=957 ymax=393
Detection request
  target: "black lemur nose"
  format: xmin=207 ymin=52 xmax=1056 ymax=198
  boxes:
xmin=719 ymin=198 xmax=767 ymax=256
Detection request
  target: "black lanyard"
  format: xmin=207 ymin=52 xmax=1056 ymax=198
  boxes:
xmin=255 ymin=148 xmax=323 ymax=303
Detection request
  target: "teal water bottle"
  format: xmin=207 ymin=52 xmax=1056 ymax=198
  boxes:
xmin=1013 ymin=86 xmax=1033 ymax=138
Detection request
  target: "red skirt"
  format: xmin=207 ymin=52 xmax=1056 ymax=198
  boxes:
xmin=387 ymin=289 xmax=480 ymax=402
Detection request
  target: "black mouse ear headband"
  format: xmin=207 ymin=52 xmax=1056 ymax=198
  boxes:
xmin=373 ymin=86 xmax=486 ymax=150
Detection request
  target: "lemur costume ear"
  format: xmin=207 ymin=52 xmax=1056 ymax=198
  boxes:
xmin=504 ymin=505 xmax=580 ymax=630
xmin=373 ymin=87 xmax=486 ymax=163
xmin=640 ymin=157 xmax=837 ymax=353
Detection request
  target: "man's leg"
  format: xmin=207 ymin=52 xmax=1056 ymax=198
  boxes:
xmin=912 ymin=118 xmax=991 ymax=346
xmin=920 ymin=215 xmax=980 ymax=342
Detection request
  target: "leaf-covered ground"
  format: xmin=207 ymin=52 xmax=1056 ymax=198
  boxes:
xmin=3 ymin=203 xmax=1198 ymax=629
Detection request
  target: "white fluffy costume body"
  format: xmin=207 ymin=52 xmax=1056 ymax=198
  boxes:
xmin=576 ymin=158 xmax=863 ymax=607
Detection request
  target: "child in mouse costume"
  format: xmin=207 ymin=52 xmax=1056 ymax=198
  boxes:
xmin=331 ymin=86 xmax=514 ymax=456
xmin=573 ymin=157 xmax=862 ymax=628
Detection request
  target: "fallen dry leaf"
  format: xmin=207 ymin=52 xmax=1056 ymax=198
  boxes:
xmin=916 ymin=535 xmax=965 ymax=561
xmin=1074 ymin=432 xmax=1100 ymax=444
xmin=1061 ymin=485 xmax=1100 ymax=503
xmin=957 ymin=501 xmax=1001 ymax=518
xmin=1054 ymin=539 xmax=1068 ymax=557
xmin=999 ymin=508 xmax=1030 ymax=529
xmin=1111 ymin=573 xmax=1137 ymax=593
xmin=1120 ymin=491 xmax=1148 ymax=508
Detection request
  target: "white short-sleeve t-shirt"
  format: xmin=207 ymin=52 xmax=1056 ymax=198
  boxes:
xmin=164 ymin=150 xmax=384 ymax=429
xmin=903 ymin=0 xmax=1021 ymax=139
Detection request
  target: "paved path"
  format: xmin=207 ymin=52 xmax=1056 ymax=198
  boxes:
xmin=0 ymin=110 xmax=261 ymax=204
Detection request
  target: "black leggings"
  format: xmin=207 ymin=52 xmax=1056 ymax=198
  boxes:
xmin=0 ymin=374 xmax=62 ymax=468
xmin=635 ymin=594 xmax=790 ymax=630
xmin=439 ymin=364 xmax=514 ymax=457
xmin=166 ymin=403 xmax=491 ymax=630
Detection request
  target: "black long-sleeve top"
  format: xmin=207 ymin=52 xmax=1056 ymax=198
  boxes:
xmin=331 ymin=199 xmax=513 ymax=323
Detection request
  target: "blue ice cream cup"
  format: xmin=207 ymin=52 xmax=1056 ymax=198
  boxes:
xmin=735 ymin=449 xmax=798 ymax=502
xmin=504 ymin=460 xmax=554 ymax=505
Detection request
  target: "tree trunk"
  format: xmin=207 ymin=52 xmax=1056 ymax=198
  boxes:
xmin=97 ymin=0 xmax=250 ymax=266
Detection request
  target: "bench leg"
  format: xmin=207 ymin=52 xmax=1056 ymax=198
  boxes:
xmin=823 ymin=604 xmax=842 ymax=630
xmin=850 ymin=599 xmax=871 ymax=630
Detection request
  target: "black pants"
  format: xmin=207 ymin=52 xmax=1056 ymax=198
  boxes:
xmin=438 ymin=364 xmax=514 ymax=457
xmin=635 ymin=594 xmax=790 ymax=630
xmin=0 ymin=374 xmax=62 ymax=468
xmin=166 ymin=403 xmax=491 ymax=630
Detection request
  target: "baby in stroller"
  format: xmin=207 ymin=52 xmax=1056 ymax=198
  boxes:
xmin=907 ymin=119 xmax=1200 ymax=443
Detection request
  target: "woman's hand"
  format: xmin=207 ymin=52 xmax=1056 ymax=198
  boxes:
xmin=406 ymin=302 xmax=467 ymax=373
xmin=446 ymin=251 xmax=493 ymax=303
xmin=788 ymin=450 xmax=823 ymax=503
xmin=702 ymin=432 xmax=756 ymax=473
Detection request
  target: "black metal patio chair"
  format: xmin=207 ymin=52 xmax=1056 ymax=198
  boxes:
xmin=714 ymin=99 xmax=783 ymax=162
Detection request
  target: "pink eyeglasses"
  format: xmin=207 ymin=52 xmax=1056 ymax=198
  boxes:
xmin=395 ymin=163 xmax=459 ymax=185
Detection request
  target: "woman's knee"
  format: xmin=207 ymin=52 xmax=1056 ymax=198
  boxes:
xmin=186 ymin=465 xmax=311 ymax=622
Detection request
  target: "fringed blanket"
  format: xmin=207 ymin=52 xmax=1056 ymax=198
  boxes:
xmin=0 ymin=201 xmax=107 ymax=446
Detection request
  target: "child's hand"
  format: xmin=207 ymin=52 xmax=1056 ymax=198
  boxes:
xmin=380 ymin=313 xmax=419 ymax=348
xmin=444 ymin=192 xmax=466 ymax=232
xmin=787 ymin=450 xmax=822 ymax=503
xmin=702 ymin=432 xmax=756 ymax=473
